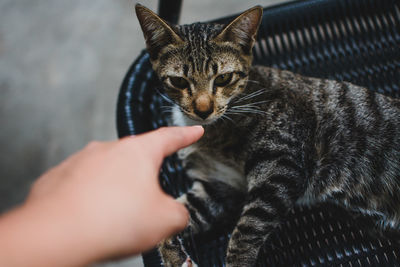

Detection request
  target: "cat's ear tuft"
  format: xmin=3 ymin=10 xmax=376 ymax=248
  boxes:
xmin=214 ymin=6 xmax=263 ymax=53
xmin=135 ymin=4 xmax=184 ymax=60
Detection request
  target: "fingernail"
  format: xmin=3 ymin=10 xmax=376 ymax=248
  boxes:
xmin=190 ymin=125 xmax=204 ymax=132
xmin=190 ymin=125 xmax=204 ymax=136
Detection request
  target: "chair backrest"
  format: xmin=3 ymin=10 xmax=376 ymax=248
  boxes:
xmin=116 ymin=0 xmax=400 ymax=266
xmin=157 ymin=0 xmax=182 ymax=25
xmin=212 ymin=0 xmax=399 ymax=97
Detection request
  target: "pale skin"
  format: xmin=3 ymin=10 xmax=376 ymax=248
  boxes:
xmin=0 ymin=126 xmax=204 ymax=267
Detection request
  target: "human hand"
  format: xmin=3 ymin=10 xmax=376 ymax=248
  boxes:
xmin=0 ymin=126 xmax=204 ymax=267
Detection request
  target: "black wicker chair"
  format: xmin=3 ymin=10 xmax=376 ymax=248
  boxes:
xmin=116 ymin=0 xmax=400 ymax=266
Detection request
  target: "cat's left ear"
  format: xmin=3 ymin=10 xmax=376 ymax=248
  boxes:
xmin=213 ymin=6 xmax=263 ymax=53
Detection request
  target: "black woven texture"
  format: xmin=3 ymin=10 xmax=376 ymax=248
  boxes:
xmin=116 ymin=0 xmax=400 ymax=266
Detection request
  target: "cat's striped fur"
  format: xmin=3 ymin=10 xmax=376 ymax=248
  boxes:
xmin=136 ymin=4 xmax=400 ymax=267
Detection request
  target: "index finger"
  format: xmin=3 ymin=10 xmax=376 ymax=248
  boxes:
xmin=137 ymin=126 xmax=204 ymax=157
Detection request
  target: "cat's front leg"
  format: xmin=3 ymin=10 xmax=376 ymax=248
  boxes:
xmin=158 ymin=236 xmax=194 ymax=267
xmin=159 ymin=180 xmax=245 ymax=267
xmin=226 ymin=150 xmax=305 ymax=267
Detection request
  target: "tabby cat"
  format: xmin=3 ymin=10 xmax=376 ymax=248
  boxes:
xmin=135 ymin=4 xmax=400 ymax=267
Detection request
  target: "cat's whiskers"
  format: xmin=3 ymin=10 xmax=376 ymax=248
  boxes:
xmin=232 ymin=100 xmax=270 ymax=107
xmin=233 ymin=88 xmax=267 ymax=104
xmin=226 ymin=97 xmax=269 ymax=116
xmin=160 ymin=105 xmax=175 ymax=114
xmin=156 ymin=89 xmax=175 ymax=104
xmin=220 ymin=113 xmax=235 ymax=123
xmin=245 ymin=79 xmax=262 ymax=85
xmin=227 ymin=110 xmax=266 ymax=115
xmin=226 ymin=109 xmax=267 ymax=115
xmin=229 ymin=102 xmax=268 ymax=111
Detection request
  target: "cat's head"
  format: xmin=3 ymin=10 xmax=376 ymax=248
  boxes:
xmin=135 ymin=4 xmax=262 ymax=125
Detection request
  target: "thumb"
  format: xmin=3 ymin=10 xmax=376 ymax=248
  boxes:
xmin=140 ymin=126 xmax=204 ymax=158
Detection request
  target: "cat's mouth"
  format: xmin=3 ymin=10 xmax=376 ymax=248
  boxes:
xmin=173 ymin=106 xmax=223 ymax=126
xmin=184 ymin=112 xmax=222 ymax=125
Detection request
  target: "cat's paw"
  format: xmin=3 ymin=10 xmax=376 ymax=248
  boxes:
xmin=181 ymin=257 xmax=198 ymax=267
xmin=159 ymin=237 xmax=190 ymax=267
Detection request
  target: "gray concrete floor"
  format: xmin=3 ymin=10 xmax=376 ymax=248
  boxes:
xmin=0 ymin=0 xmax=287 ymax=266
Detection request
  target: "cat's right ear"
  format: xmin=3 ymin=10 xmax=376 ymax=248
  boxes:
xmin=135 ymin=4 xmax=184 ymax=60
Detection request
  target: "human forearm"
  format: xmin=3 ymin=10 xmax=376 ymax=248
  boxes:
xmin=0 ymin=200 xmax=101 ymax=267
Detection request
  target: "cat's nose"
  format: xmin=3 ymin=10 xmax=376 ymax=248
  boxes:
xmin=194 ymin=95 xmax=214 ymax=120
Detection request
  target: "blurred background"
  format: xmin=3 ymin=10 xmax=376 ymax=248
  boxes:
xmin=0 ymin=0 xmax=288 ymax=266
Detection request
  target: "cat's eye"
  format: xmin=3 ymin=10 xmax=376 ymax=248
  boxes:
xmin=214 ymin=73 xmax=233 ymax=87
xmin=169 ymin=77 xmax=190 ymax=89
